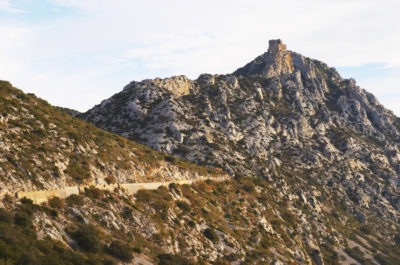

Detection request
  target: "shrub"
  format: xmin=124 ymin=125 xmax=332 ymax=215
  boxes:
xmin=164 ymin=155 xmax=176 ymax=163
xmin=69 ymin=224 xmax=101 ymax=253
xmin=121 ymin=207 xmax=133 ymax=219
xmin=48 ymin=196 xmax=64 ymax=209
xmin=213 ymin=258 xmax=231 ymax=265
xmin=14 ymin=211 xmax=32 ymax=227
xmin=360 ymin=225 xmax=372 ymax=235
xmin=203 ymin=228 xmax=219 ymax=243
xmin=65 ymin=155 xmax=91 ymax=182
xmin=104 ymin=176 xmax=115 ymax=185
xmin=135 ymin=186 xmax=172 ymax=221
xmin=187 ymin=220 xmax=196 ymax=227
xmin=49 ymin=209 xmax=58 ymax=217
xmin=374 ymin=253 xmax=400 ymax=265
xmin=394 ymin=233 xmax=400 ymax=245
xmin=242 ymin=183 xmax=255 ymax=193
xmin=20 ymin=197 xmax=33 ymax=204
xmin=16 ymin=252 xmax=39 ymax=265
xmin=345 ymin=247 xmax=370 ymax=264
xmin=0 ymin=209 xmax=12 ymax=224
xmin=157 ymin=253 xmax=192 ymax=265
xmin=84 ymin=186 xmax=103 ymax=200
xmin=169 ymin=183 xmax=182 ymax=196
xmin=105 ymin=240 xmax=133 ymax=262
xmin=281 ymin=209 xmax=298 ymax=227
xmin=66 ymin=194 xmax=84 ymax=206
xmin=176 ymin=201 xmax=191 ymax=212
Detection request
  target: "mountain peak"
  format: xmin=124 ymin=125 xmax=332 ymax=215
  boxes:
xmin=234 ymin=39 xmax=295 ymax=77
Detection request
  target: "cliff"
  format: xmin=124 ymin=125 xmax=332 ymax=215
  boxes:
xmin=81 ymin=39 xmax=400 ymax=264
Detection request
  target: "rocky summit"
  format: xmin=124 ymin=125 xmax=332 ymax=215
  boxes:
xmin=1 ymin=39 xmax=400 ymax=265
xmin=82 ymin=39 xmax=400 ymax=264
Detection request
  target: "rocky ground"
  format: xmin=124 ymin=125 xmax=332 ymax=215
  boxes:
xmin=5 ymin=175 xmax=398 ymax=265
xmin=0 ymin=81 xmax=222 ymax=196
xmin=81 ymin=39 xmax=400 ymax=264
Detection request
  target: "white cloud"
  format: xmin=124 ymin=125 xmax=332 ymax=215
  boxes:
xmin=0 ymin=0 xmax=400 ymax=114
xmin=0 ymin=0 xmax=25 ymax=12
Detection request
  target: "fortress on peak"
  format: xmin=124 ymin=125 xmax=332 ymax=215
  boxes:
xmin=233 ymin=39 xmax=295 ymax=77
xmin=268 ymin=39 xmax=288 ymax=54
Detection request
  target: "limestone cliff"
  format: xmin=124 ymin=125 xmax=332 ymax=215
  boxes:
xmin=82 ymin=39 xmax=400 ymax=264
xmin=234 ymin=39 xmax=295 ymax=77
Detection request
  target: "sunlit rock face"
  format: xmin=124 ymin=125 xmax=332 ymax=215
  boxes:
xmin=82 ymin=39 xmax=400 ymax=264
xmin=234 ymin=39 xmax=294 ymax=77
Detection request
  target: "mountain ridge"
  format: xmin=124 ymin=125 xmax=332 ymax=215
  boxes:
xmin=81 ymin=39 xmax=400 ymax=264
xmin=0 ymin=80 xmax=224 ymax=195
xmin=1 ymin=39 xmax=400 ymax=264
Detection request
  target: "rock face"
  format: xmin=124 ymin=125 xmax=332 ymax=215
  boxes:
xmin=0 ymin=81 xmax=223 ymax=196
xmin=82 ymin=40 xmax=400 ymax=263
xmin=126 ymin=75 xmax=193 ymax=98
xmin=234 ymin=39 xmax=294 ymax=77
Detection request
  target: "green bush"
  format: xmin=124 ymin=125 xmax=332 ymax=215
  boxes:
xmin=176 ymin=201 xmax=191 ymax=212
xmin=69 ymin=224 xmax=101 ymax=253
xmin=0 ymin=202 xmax=95 ymax=265
xmin=164 ymin=155 xmax=176 ymax=163
xmin=20 ymin=197 xmax=33 ymax=204
xmin=360 ymin=225 xmax=372 ymax=235
xmin=394 ymin=233 xmax=400 ymax=245
xmin=14 ymin=211 xmax=32 ymax=228
xmin=105 ymin=240 xmax=133 ymax=262
xmin=84 ymin=186 xmax=104 ymax=200
xmin=242 ymin=183 xmax=255 ymax=193
xmin=49 ymin=209 xmax=58 ymax=217
xmin=157 ymin=253 xmax=192 ymax=265
xmin=203 ymin=228 xmax=219 ymax=243
xmin=0 ymin=209 xmax=12 ymax=224
xmin=135 ymin=186 xmax=172 ymax=221
xmin=65 ymin=155 xmax=91 ymax=182
xmin=66 ymin=194 xmax=84 ymax=206
xmin=187 ymin=220 xmax=196 ymax=227
xmin=121 ymin=207 xmax=133 ymax=219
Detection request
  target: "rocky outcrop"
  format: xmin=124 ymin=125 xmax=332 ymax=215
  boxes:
xmin=81 ymin=39 xmax=400 ymax=264
xmin=124 ymin=75 xmax=193 ymax=98
xmin=234 ymin=39 xmax=294 ymax=77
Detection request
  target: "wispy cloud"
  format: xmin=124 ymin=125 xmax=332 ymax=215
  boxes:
xmin=0 ymin=0 xmax=25 ymax=12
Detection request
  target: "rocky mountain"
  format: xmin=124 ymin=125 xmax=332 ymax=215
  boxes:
xmin=0 ymin=80 xmax=224 ymax=195
xmin=81 ymin=39 xmax=400 ymax=264
xmin=0 ymin=81 xmax=250 ymax=264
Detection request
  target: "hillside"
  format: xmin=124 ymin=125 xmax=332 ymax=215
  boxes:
xmin=81 ymin=39 xmax=400 ymax=264
xmin=0 ymin=81 xmax=254 ymax=265
xmin=0 ymin=80 xmax=223 ymax=196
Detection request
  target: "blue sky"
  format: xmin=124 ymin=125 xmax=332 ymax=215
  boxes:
xmin=0 ymin=0 xmax=400 ymax=115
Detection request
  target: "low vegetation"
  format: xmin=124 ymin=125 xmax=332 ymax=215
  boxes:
xmin=0 ymin=80 xmax=225 ymax=189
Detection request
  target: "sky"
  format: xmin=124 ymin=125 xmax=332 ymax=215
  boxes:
xmin=0 ymin=0 xmax=399 ymax=114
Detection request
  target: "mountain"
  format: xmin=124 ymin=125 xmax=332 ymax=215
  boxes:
xmin=0 ymin=81 xmax=241 ymax=264
xmin=81 ymin=39 xmax=400 ymax=264
xmin=0 ymin=81 xmax=222 ymax=194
